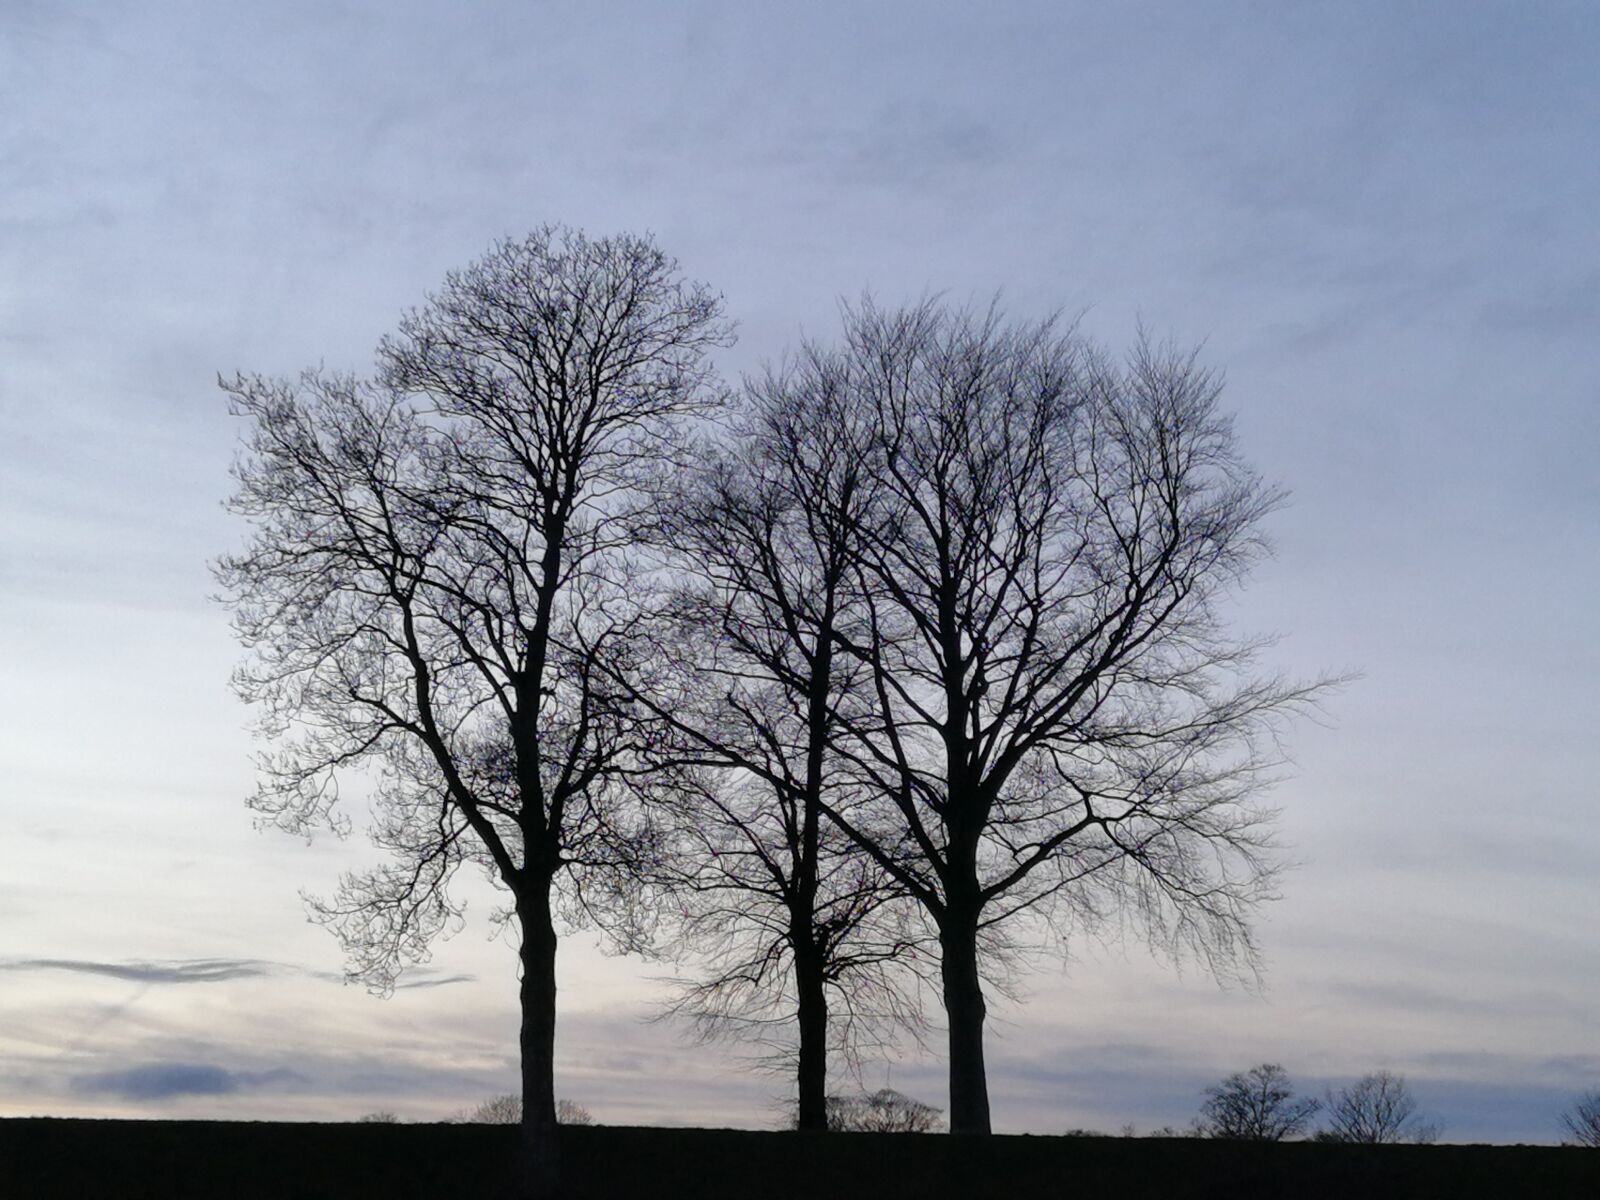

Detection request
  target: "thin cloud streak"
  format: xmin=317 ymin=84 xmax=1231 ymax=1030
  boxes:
xmin=0 ymin=957 xmax=475 ymax=990
xmin=0 ymin=958 xmax=274 ymax=985
xmin=394 ymin=974 xmax=477 ymax=990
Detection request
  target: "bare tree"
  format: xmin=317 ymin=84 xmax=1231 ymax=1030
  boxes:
xmin=463 ymin=1094 xmax=524 ymax=1125
xmin=633 ymin=346 xmax=928 ymax=1129
xmin=459 ymin=1095 xmax=590 ymax=1126
xmin=1320 ymin=1072 xmax=1440 ymax=1144
xmin=1195 ymin=1063 xmax=1319 ymax=1140
xmin=793 ymin=1088 xmax=943 ymax=1133
xmin=647 ymin=760 xmax=926 ymax=1127
xmin=216 ymin=226 xmax=731 ymax=1184
xmin=808 ymin=299 xmax=1320 ymax=1132
xmin=842 ymin=1088 xmax=944 ymax=1133
xmin=1560 ymin=1090 xmax=1600 ymax=1148
xmin=556 ymin=1099 xmax=594 ymax=1126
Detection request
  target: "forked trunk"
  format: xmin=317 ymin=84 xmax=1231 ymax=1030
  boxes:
xmin=940 ymin=916 xmax=992 ymax=1134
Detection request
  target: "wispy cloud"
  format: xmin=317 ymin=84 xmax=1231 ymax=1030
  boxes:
xmin=394 ymin=973 xmax=476 ymax=990
xmin=0 ymin=958 xmax=274 ymax=985
xmin=0 ymin=958 xmax=474 ymax=990
xmin=70 ymin=1062 xmax=306 ymax=1101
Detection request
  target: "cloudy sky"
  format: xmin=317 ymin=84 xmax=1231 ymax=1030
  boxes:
xmin=3 ymin=0 xmax=1596 ymax=1142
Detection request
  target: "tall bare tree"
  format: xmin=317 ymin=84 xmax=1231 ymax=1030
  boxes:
xmin=808 ymin=299 xmax=1318 ymax=1133
xmin=636 ymin=346 xmax=926 ymax=1129
xmin=216 ymin=227 xmax=730 ymax=1186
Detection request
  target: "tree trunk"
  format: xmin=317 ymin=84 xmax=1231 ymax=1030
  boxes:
xmin=794 ymin=614 xmax=832 ymax=1132
xmin=793 ymin=937 xmax=829 ymax=1130
xmin=515 ymin=880 xmax=560 ymax=1197
xmin=940 ymin=915 xmax=992 ymax=1134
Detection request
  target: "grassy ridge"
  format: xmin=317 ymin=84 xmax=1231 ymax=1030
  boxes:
xmin=4 ymin=1119 xmax=1598 ymax=1199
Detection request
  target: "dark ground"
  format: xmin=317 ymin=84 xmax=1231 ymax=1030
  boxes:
xmin=3 ymin=1119 xmax=1597 ymax=1199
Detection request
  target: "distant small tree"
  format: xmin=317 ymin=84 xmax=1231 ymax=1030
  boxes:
xmin=556 ymin=1099 xmax=594 ymax=1126
xmin=465 ymin=1094 xmax=523 ymax=1125
xmin=1320 ymin=1072 xmax=1439 ymax=1144
xmin=828 ymin=1088 xmax=944 ymax=1133
xmin=462 ymin=1094 xmax=592 ymax=1126
xmin=1196 ymin=1063 xmax=1319 ymax=1140
xmin=1561 ymin=1090 xmax=1600 ymax=1148
xmin=357 ymin=1110 xmax=401 ymax=1123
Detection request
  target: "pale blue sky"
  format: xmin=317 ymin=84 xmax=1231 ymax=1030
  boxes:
xmin=2 ymin=1 xmax=1596 ymax=1140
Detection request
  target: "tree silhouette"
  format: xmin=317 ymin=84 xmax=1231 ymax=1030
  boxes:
xmin=463 ymin=1094 xmax=523 ymax=1126
xmin=806 ymin=1088 xmax=944 ymax=1133
xmin=804 ymin=299 xmax=1319 ymax=1132
xmin=1320 ymin=1072 xmax=1439 ymax=1144
xmin=635 ymin=345 xmax=927 ymax=1128
xmin=1195 ymin=1063 xmax=1319 ymax=1140
xmin=459 ymin=1095 xmax=593 ymax=1126
xmin=556 ymin=1099 xmax=594 ymax=1127
xmin=217 ymin=226 xmax=730 ymax=1190
xmin=1560 ymin=1090 xmax=1600 ymax=1148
